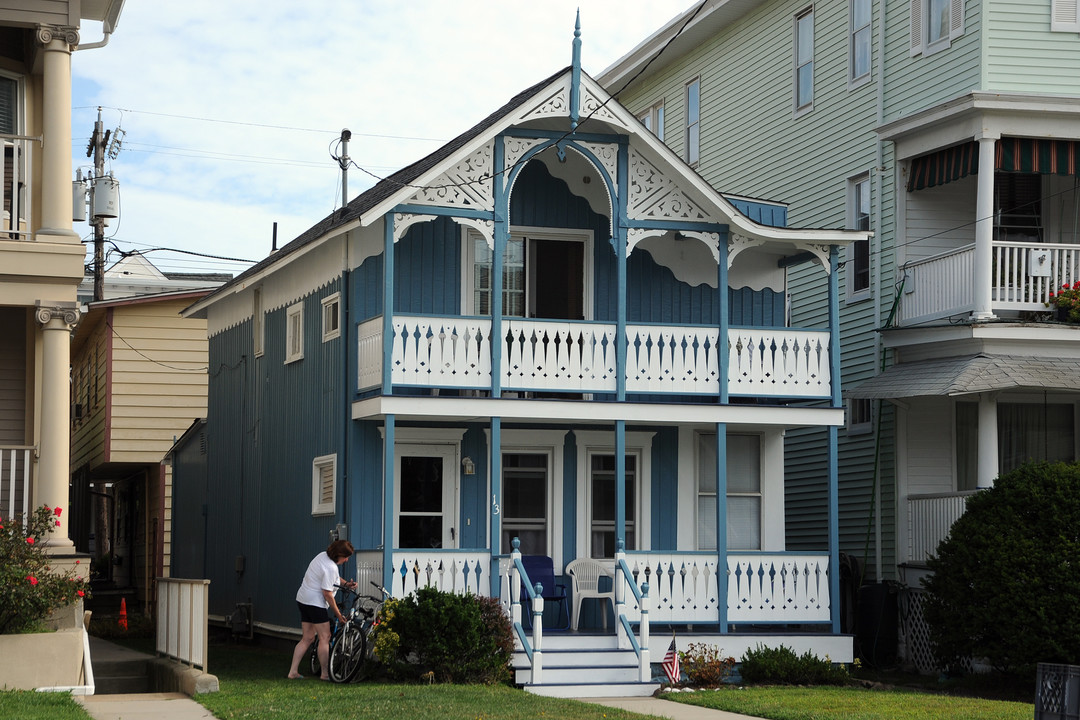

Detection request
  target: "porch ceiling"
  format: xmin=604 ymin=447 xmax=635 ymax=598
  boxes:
xmin=351 ymin=395 xmax=844 ymax=429
xmin=845 ymin=353 xmax=1080 ymax=399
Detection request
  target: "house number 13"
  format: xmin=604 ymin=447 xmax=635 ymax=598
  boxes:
xmin=492 ymin=494 xmax=500 ymax=514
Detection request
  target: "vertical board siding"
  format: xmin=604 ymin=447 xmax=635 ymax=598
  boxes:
xmin=395 ymin=217 xmax=460 ymax=315
xmin=170 ymin=423 xmax=208 ymax=579
xmin=0 ymin=308 xmax=26 ymax=444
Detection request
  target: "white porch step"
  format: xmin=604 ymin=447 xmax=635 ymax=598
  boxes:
xmin=513 ymin=635 xmax=658 ymax=697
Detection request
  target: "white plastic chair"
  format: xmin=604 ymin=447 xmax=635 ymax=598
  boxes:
xmin=566 ymin=558 xmax=615 ymax=631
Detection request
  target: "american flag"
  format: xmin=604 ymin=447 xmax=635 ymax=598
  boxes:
xmin=662 ymin=636 xmax=680 ymax=684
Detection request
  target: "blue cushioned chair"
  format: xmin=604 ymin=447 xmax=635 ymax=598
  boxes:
xmin=520 ymin=555 xmax=570 ymax=630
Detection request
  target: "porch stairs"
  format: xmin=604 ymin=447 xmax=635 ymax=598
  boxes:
xmin=513 ymin=633 xmax=660 ymax=698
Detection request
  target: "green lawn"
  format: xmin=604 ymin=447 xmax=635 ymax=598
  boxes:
xmin=665 ymin=685 xmax=1034 ymax=720
xmin=0 ymin=690 xmax=93 ymax=720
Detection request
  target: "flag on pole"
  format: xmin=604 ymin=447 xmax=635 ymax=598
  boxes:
xmin=662 ymin=635 xmax=680 ymax=684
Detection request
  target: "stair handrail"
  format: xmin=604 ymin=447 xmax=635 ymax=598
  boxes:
xmin=509 ymin=539 xmax=544 ymax=684
xmin=614 ymin=543 xmax=651 ymax=682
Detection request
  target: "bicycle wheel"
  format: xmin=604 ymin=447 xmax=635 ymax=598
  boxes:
xmin=309 ymin=641 xmax=321 ymax=677
xmin=328 ymin=624 xmax=366 ymax=683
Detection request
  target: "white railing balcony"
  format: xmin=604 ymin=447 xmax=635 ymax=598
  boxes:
xmin=907 ymin=491 xmax=976 ymax=563
xmin=615 ymin=551 xmax=831 ymax=625
xmin=2 ymin=137 xmax=33 ymax=241
xmin=1 ymin=445 xmax=33 ymax=520
xmin=156 ymin=578 xmax=210 ymax=671
xmin=899 ymin=241 xmax=1080 ymax=325
xmin=358 ymin=314 xmax=832 ymax=400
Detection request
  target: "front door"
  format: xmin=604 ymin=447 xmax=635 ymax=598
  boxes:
xmin=395 ymin=445 xmax=457 ymax=549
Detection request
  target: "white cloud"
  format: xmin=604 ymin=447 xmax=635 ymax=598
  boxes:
xmin=72 ymin=0 xmax=693 ymax=275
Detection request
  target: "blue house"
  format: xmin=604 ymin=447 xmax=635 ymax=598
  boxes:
xmin=179 ymin=37 xmax=866 ymax=696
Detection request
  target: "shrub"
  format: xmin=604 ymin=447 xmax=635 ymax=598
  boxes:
xmin=679 ymin=643 xmax=736 ymax=687
xmin=738 ymin=644 xmax=849 ymax=685
xmin=373 ymin=588 xmax=512 ymax=684
xmin=923 ymin=461 xmax=1080 ymax=676
xmin=0 ymin=505 xmax=90 ymax=634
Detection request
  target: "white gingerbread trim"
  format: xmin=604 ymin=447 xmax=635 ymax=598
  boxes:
xmin=404 ymin=142 xmax=494 ymax=211
xmin=628 ymin=148 xmax=710 ymax=222
xmin=521 ymin=84 xmax=570 ymax=122
xmin=625 ymin=227 xmax=667 ymax=256
xmin=678 ymin=231 xmax=721 ymax=265
xmin=393 ymin=213 xmax=438 ymax=242
xmin=453 ymin=217 xmax=495 ymax=250
xmin=727 ymin=232 xmax=766 ymax=268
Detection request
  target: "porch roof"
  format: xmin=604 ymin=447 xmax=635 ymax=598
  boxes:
xmin=844 ymin=353 xmax=1080 ymax=399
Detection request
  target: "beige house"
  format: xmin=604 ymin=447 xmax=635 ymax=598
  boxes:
xmin=0 ymin=0 xmax=124 ymax=596
xmin=70 ymin=257 xmax=224 ymax=613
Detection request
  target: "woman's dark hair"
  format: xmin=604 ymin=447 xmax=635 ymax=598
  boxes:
xmin=326 ymin=539 xmax=355 ymax=562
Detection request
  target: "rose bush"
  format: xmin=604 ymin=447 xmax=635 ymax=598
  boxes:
xmin=0 ymin=505 xmax=90 ymax=633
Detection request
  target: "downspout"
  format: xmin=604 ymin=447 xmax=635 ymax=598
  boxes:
xmin=74 ymin=3 xmax=124 ymax=53
xmin=873 ymin=0 xmax=887 ymax=583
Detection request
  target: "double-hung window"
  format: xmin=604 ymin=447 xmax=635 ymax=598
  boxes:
xmin=685 ymin=79 xmax=700 ymax=166
xmin=848 ymin=174 xmax=871 ymax=299
xmin=794 ymin=8 xmax=814 ymax=113
xmin=589 ymin=453 xmax=638 ymax=558
xmin=697 ymin=433 xmax=762 ymax=551
xmin=910 ymin=0 xmax=964 ymax=56
xmin=285 ymin=301 xmax=304 ymax=363
xmin=638 ymin=102 xmax=665 ymax=141
xmin=850 ymin=0 xmax=871 ymax=84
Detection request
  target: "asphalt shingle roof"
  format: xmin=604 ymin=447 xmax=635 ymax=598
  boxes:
xmin=845 ymin=353 xmax=1080 ymax=398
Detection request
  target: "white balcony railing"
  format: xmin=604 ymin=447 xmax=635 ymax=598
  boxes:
xmin=360 ymin=315 xmax=832 ymax=399
xmin=900 ymin=241 xmax=1080 ymax=324
xmin=353 ymin=550 xmax=495 ymax=599
xmin=2 ymin=137 xmax=33 ymax=240
xmin=156 ymin=578 xmax=210 ymax=671
xmin=1 ymin=446 xmax=33 ymax=520
xmin=907 ymin=491 xmax=976 ymax=563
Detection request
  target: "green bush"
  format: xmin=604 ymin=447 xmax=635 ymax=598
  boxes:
xmin=738 ymin=644 xmax=849 ymax=685
xmin=373 ymin=588 xmax=512 ymax=684
xmin=679 ymin=643 xmax=736 ymax=687
xmin=0 ymin=505 xmax=90 ymax=634
xmin=923 ymin=461 xmax=1080 ymax=676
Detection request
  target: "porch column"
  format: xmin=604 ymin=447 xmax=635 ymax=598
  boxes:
xmin=714 ymin=425 xmax=728 ymax=631
xmin=381 ymin=215 xmax=394 ymax=394
xmin=615 ymin=420 xmax=626 ymax=552
xmin=382 ymin=414 xmax=396 ymax=592
xmin=977 ymin=393 xmax=999 ymax=488
xmin=827 ymin=246 xmax=841 ymax=633
xmin=615 ymin=142 xmax=629 ymax=402
xmin=718 ymin=233 xmax=730 ymax=405
xmin=971 ymin=134 xmax=998 ymax=322
xmin=36 ymin=26 xmax=79 ymax=242
xmin=36 ymin=304 xmax=80 ymax=549
xmin=492 ymin=136 xmax=508 ymax=396
xmin=489 ymin=417 xmax=502 ymax=596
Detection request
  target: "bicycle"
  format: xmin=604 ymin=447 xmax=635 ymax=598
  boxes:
xmin=309 ymin=582 xmax=389 ymax=683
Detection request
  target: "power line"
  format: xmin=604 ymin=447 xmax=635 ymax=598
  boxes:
xmin=105 ymin=321 xmax=208 ymax=372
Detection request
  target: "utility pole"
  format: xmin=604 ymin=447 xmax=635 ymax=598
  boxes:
xmin=85 ymin=108 xmax=110 ymax=302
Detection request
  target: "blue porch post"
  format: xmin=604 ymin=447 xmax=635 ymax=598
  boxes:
xmin=614 ymin=140 xmax=629 ymax=552
xmin=382 ymin=414 xmax=396 ymax=593
xmin=492 ymin=136 xmax=507 ymax=397
xmin=615 ymin=420 xmax=626 ymax=552
xmin=718 ymin=231 xmax=729 ymax=406
xmin=382 ymin=214 xmax=394 ymax=395
xmin=489 ymin=416 xmax=502 ymax=596
xmin=715 ymin=424 xmax=728 ymax=631
xmin=828 ymin=245 xmax=841 ymax=634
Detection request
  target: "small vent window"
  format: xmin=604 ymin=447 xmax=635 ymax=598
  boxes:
xmin=286 ymin=301 xmax=304 ymax=363
xmin=312 ymin=454 xmax=336 ymax=516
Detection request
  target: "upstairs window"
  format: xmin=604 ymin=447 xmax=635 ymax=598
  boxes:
xmin=286 ymin=301 xmax=304 ymax=363
xmin=850 ymin=0 xmax=872 ymax=84
xmin=910 ymin=0 xmax=964 ymax=56
xmin=848 ymin=174 xmax=871 ymax=298
xmin=685 ymin=79 xmax=700 ymax=166
xmin=321 ymin=293 xmax=340 ymax=342
xmin=794 ymin=8 xmax=815 ymax=113
xmin=638 ymin=102 xmax=665 ymax=141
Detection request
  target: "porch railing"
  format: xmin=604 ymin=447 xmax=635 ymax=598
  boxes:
xmin=900 ymin=241 xmax=1080 ymax=324
xmin=360 ymin=314 xmax=832 ymax=399
xmin=156 ymin=578 xmax=210 ymax=672
xmin=2 ymin=136 xmax=33 ymax=240
xmin=509 ymin=542 xmax=545 ymax=683
xmin=907 ymin=491 xmax=976 ymax=563
xmin=616 ymin=551 xmax=831 ymax=625
xmin=0 ymin=445 xmax=33 ymax=520
xmin=614 ymin=548 xmax=651 ymax=682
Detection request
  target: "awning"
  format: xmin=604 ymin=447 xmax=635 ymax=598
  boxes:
xmin=907 ymin=138 xmax=1080 ymax=192
xmin=844 ymin=354 xmax=1080 ymax=399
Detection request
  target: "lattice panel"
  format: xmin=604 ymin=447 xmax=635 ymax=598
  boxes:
xmin=899 ymin=588 xmax=938 ymax=674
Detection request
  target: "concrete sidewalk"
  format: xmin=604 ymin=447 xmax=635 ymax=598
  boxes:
xmin=581 ymin=695 xmax=762 ymax=719
xmin=76 ymin=693 xmax=216 ymax=720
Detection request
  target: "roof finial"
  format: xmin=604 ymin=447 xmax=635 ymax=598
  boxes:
xmin=570 ymin=9 xmax=582 ymax=132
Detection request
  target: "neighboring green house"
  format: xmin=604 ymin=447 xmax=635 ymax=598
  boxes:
xmin=601 ymin=0 xmax=1080 ymax=670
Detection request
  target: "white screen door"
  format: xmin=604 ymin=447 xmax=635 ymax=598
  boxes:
xmin=395 ymin=445 xmax=457 ymax=549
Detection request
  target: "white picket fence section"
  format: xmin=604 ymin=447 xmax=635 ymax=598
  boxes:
xmin=0 ymin=446 xmax=32 ymax=520
xmin=361 ymin=314 xmax=832 ymax=398
xmin=156 ymin=578 xmax=210 ymax=671
xmin=726 ymin=554 xmax=831 ymax=624
xmin=907 ymin=491 xmax=975 ymax=563
xmin=616 ymin=552 xmax=722 ymax=623
xmin=387 ymin=551 xmax=492 ymax=597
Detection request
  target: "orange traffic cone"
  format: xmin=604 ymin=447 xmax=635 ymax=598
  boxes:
xmin=119 ymin=597 xmax=128 ymax=631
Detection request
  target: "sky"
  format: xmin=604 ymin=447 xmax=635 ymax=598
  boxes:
xmin=70 ymin=1 xmax=694 ymax=279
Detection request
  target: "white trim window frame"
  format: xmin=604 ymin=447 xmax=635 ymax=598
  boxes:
xmin=638 ymin=101 xmax=665 ymax=142
xmin=850 ymin=0 xmax=872 ymax=87
xmin=910 ymin=0 xmax=964 ymax=57
xmin=311 ymin=454 xmax=337 ymax=516
xmin=685 ymin=78 xmax=700 ymax=167
xmin=383 ymin=428 xmax=467 ymax=551
xmin=491 ymin=429 xmax=568 ymax=567
xmin=794 ymin=7 xmax=815 ymax=116
xmin=574 ymin=430 xmax=654 ymax=560
xmin=253 ymin=288 xmax=265 ymax=357
xmin=696 ymin=432 xmax=764 ymax=552
xmin=846 ymin=173 xmax=872 ymax=302
xmin=1051 ymin=0 xmax=1080 ymax=32
xmin=847 ymin=397 xmax=874 ymax=435
xmin=321 ymin=292 xmax=341 ymax=342
xmin=285 ymin=301 xmax=304 ymax=363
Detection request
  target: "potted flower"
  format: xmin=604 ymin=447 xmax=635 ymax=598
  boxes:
xmin=1047 ymin=281 xmax=1080 ymax=323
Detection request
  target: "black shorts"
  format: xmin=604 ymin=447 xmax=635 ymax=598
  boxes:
xmin=297 ymin=602 xmax=329 ymax=624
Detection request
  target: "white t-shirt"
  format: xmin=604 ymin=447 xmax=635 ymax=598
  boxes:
xmin=295 ymin=552 xmax=340 ymax=608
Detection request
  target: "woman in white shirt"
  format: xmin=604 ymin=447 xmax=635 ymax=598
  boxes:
xmin=287 ymin=539 xmax=356 ymax=679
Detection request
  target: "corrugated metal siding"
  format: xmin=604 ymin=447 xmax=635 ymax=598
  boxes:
xmin=986 ymin=1 xmax=1080 ymax=95
xmin=170 ymin=424 xmax=207 ymax=579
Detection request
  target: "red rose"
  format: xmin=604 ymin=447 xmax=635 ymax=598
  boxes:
xmin=54 ymin=507 xmax=62 ymax=517
xmin=56 ymin=520 xmax=61 ymax=527
xmin=27 ymin=576 xmax=38 ymax=585
xmin=26 ymin=537 xmax=34 ymax=545
xmin=77 ymin=590 xmax=85 ymax=597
